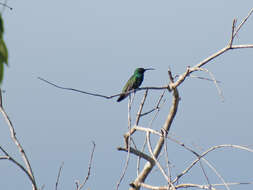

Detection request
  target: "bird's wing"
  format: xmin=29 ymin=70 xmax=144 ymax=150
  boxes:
xmin=122 ymin=75 xmax=135 ymax=93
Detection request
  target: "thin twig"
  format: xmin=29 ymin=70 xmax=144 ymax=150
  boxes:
xmin=136 ymin=181 xmax=253 ymax=190
xmin=0 ymin=0 xmax=13 ymax=13
xmin=148 ymin=91 xmax=167 ymax=129
xmin=201 ymin=158 xmax=230 ymax=190
xmin=233 ymin=8 xmax=253 ymax=38
xmin=55 ymin=162 xmax=64 ymax=190
xmin=0 ymin=145 xmax=36 ymax=186
xmin=146 ymin=131 xmax=170 ymax=183
xmin=163 ymin=135 xmax=239 ymax=190
xmin=189 ymin=74 xmax=221 ymax=83
xmin=117 ymin=147 xmax=154 ymax=164
xmin=116 ymin=146 xmax=131 ymax=190
xmin=198 ymin=160 xmax=212 ymax=190
xmin=135 ymin=89 xmax=148 ymax=125
xmin=136 ymin=90 xmax=166 ymax=176
xmin=176 ymin=182 xmax=253 ymax=189
xmin=229 ymin=19 xmax=236 ymax=47
xmin=116 ymin=95 xmax=135 ymax=190
xmin=38 ymin=77 xmax=167 ymax=100
xmin=140 ymin=90 xmax=166 ymax=117
xmin=135 ymin=90 xmax=148 ymax=176
xmin=194 ymin=67 xmax=224 ymax=101
xmin=173 ymin=144 xmax=253 ymax=183
xmin=162 ymin=130 xmax=171 ymax=184
xmin=170 ymin=8 xmax=253 ymax=91
xmin=76 ymin=141 xmax=96 ymax=190
xmin=128 ymin=93 xmax=135 ymax=130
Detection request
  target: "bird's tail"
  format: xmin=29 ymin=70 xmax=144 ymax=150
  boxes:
xmin=117 ymin=94 xmax=127 ymax=102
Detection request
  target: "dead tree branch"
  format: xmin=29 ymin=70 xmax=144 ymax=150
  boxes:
xmin=38 ymin=77 xmax=168 ymax=100
xmin=55 ymin=162 xmax=64 ymax=190
xmin=135 ymin=181 xmax=253 ymax=190
xmin=173 ymin=144 xmax=253 ymax=183
xmin=0 ymin=145 xmax=37 ymax=187
xmin=75 ymin=141 xmax=96 ymax=190
xmin=0 ymin=89 xmax=38 ymax=190
xmin=129 ymin=69 xmax=180 ymax=190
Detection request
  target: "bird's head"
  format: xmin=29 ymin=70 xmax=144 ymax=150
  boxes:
xmin=134 ymin=68 xmax=155 ymax=74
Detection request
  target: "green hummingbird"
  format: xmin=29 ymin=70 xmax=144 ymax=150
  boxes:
xmin=117 ymin=68 xmax=154 ymax=102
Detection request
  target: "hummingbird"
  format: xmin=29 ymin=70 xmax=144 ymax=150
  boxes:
xmin=117 ymin=68 xmax=154 ymax=102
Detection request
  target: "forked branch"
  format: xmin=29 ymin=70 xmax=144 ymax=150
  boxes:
xmin=127 ymin=8 xmax=253 ymax=190
xmin=0 ymin=90 xmax=38 ymax=190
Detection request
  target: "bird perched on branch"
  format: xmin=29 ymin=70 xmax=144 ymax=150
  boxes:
xmin=117 ymin=68 xmax=154 ymax=102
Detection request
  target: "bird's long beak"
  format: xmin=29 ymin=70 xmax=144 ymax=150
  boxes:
xmin=144 ymin=68 xmax=155 ymax=71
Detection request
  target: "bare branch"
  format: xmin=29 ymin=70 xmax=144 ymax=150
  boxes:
xmin=201 ymin=158 xmax=230 ymax=190
xmin=233 ymin=8 xmax=253 ymax=38
xmin=135 ymin=89 xmax=148 ymax=125
xmin=128 ymin=8 xmax=253 ymax=190
xmin=117 ymin=93 xmax=141 ymax=189
xmin=76 ymin=141 xmax=96 ymax=190
xmin=55 ymin=162 xmax=64 ymax=190
xmin=128 ymin=93 xmax=135 ymax=130
xmin=133 ymin=126 xmax=162 ymax=136
xmin=0 ymin=90 xmax=38 ymax=190
xmin=118 ymin=147 xmax=154 ymax=164
xmin=116 ymin=96 xmax=135 ymax=190
xmin=188 ymin=74 xmax=221 ymax=83
xmin=0 ymin=145 xmax=36 ymax=188
xmin=116 ymin=146 xmax=131 ymax=190
xmin=136 ymin=91 xmax=166 ymax=176
xmin=166 ymin=134 xmax=250 ymax=190
xmin=130 ymin=71 xmax=180 ymax=189
xmin=0 ymin=155 xmax=9 ymax=160
xmin=198 ymin=160 xmax=213 ymax=190
xmin=0 ymin=1 xmax=13 ymax=12
xmin=130 ymin=127 xmax=252 ymax=190
xmin=146 ymin=131 xmax=170 ymax=183
xmin=138 ymin=182 xmax=175 ymax=190
xmin=140 ymin=90 xmax=166 ymax=117
xmin=38 ymin=77 xmax=167 ymax=100
xmin=173 ymin=144 xmax=253 ymax=183
xmin=194 ymin=67 xmax=224 ymax=101
xmin=170 ymin=135 xmax=230 ymax=190
xmin=231 ymin=44 xmax=253 ymax=49
xmin=176 ymin=182 xmax=253 ymax=189
xmin=162 ymin=130 xmax=171 ymax=180
xmin=170 ymin=8 xmax=253 ymax=91
xmin=228 ymin=19 xmax=237 ymax=47
xmin=136 ymin=181 xmax=253 ymax=190
xmin=123 ymin=90 xmax=166 ymax=149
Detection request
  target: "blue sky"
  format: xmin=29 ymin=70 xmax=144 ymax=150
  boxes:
xmin=0 ymin=0 xmax=253 ymax=189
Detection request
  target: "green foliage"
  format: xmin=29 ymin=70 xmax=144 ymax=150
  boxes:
xmin=0 ymin=14 xmax=4 ymax=36
xmin=0 ymin=38 xmax=8 ymax=65
xmin=0 ymin=59 xmax=3 ymax=83
xmin=0 ymin=14 xmax=8 ymax=85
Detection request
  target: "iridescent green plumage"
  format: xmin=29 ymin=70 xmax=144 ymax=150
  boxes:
xmin=117 ymin=68 xmax=154 ymax=102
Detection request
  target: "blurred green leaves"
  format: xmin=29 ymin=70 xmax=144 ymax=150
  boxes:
xmin=0 ymin=14 xmax=8 ymax=85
